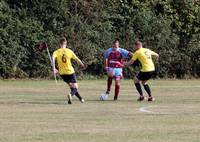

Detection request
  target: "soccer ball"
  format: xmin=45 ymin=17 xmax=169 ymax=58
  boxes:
xmin=100 ymin=93 xmax=108 ymax=101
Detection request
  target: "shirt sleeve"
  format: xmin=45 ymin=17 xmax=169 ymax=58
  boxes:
xmin=148 ymin=49 xmax=156 ymax=55
xmin=52 ymin=51 xmax=57 ymax=58
xmin=104 ymin=48 xmax=110 ymax=59
xmin=71 ymin=51 xmax=79 ymax=60
xmin=119 ymin=48 xmax=130 ymax=58
xmin=131 ymin=52 xmax=138 ymax=61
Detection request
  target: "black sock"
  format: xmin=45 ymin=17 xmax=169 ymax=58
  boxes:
xmin=135 ymin=83 xmax=143 ymax=96
xmin=75 ymin=92 xmax=82 ymax=100
xmin=70 ymin=88 xmax=77 ymax=96
xmin=143 ymin=84 xmax=151 ymax=97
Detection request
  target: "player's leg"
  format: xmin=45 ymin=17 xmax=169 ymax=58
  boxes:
xmin=114 ymin=76 xmax=121 ymax=100
xmin=60 ymin=75 xmax=73 ymax=104
xmin=141 ymin=72 xmax=155 ymax=101
xmin=141 ymin=80 xmax=151 ymax=96
xmin=106 ymin=77 xmax=113 ymax=94
xmin=113 ymin=68 xmax=122 ymax=100
xmin=106 ymin=68 xmax=114 ymax=94
xmin=68 ymin=82 xmax=84 ymax=103
xmin=134 ymin=73 xmax=144 ymax=101
xmin=67 ymin=74 xmax=84 ymax=104
xmin=141 ymin=80 xmax=154 ymax=101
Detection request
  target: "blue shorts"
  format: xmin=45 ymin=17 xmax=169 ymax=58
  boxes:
xmin=107 ymin=67 xmax=123 ymax=78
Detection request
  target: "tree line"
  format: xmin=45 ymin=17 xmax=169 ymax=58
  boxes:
xmin=0 ymin=0 xmax=200 ymax=79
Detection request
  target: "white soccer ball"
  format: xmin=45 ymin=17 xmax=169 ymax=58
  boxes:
xmin=100 ymin=93 xmax=108 ymax=101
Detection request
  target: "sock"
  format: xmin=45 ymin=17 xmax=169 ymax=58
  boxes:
xmin=70 ymin=88 xmax=78 ymax=96
xmin=143 ymin=84 xmax=151 ymax=97
xmin=114 ymin=84 xmax=120 ymax=100
xmin=107 ymin=77 xmax=112 ymax=93
xmin=75 ymin=92 xmax=82 ymax=100
xmin=135 ymin=83 xmax=143 ymax=96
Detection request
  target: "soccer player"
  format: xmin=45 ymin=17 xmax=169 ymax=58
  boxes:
xmin=125 ymin=41 xmax=159 ymax=101
xmin=52 ymin=37 xmax=85 ymax=104
xmin=104 ymin=39 xmax=132 ymax=100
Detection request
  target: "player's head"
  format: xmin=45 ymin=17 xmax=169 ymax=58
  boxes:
xmin=134 ymin=40 xmax=142 ymax=50
xmin=59 ymin=37 xmax=67 ymax=48
xmin=112 ymin=39 xmax=120 ymax=51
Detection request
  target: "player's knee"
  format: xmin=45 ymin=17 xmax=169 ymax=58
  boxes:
xmin=141 ymin=81 xmax=147 ymax=85
xmin=74 ymin=83 xmax=78 ymax=88
xmin=69 ymin=83 xmax=78 ymax=88
xmin=68 ymin=83 xmax=73 ymax=88
xmin=115 ymin=81 xmax=120 ymax=86
xmin=107 ymin=73 xmax=113 ymax=77
xmin=115 ymin=77 xmax=121 ymax=85
xmin=70 ymin=87 xmax=78 ymax=96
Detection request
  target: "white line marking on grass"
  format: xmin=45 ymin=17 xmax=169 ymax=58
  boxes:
xmin=139 ymin=106 xmax=157 ymax=114
xmin=139 ymin=106 xmax=200 ymax=115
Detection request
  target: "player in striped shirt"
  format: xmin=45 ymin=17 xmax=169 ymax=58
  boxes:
xmin=104 ymin=39 xmax=132 ymax=100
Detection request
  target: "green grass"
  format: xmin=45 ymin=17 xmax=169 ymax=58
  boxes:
xmin=0 ymin=79 xmax=200 ymax=142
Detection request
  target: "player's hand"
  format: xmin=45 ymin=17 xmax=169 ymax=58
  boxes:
xmin=104 ymin=66 xmax=108 ymax=71
xmin=116 ymin=61 xmax=124 ymax=68
xmin=120 ymin=63 xmax=125 ymax=68
xmin=123 ymin=62 xmax=128 ymax=67
xmin=53 ymin=68 xmax=58 ymax=74
xmin=80 ymin=64 xmax=86 ymax=70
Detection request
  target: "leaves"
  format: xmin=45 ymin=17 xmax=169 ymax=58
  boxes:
xmin=0 ymin=0 xmax=200 ymax=78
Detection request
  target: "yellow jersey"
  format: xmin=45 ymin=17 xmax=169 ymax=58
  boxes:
xmin=53 ymin=48 xmax=78 ymax=75
xmin=132 ymin=48 xmax=155 ymax=72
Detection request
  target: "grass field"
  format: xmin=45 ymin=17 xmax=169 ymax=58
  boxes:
xmin=0 ymin=79 xmax=200 ymax=142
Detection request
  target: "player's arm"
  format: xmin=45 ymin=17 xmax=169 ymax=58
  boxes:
xmin=120 ymin=48 xmax=132 ymax=58
xmin=72 ymin=52 xmax=85 ymax=69
xmin=124 ymin=59 xmax=134 ymax=67
xmin=76 ymin=58 xmax=85 ymax=69
xmin=52 ymin=55 xmax=58 ymax=74
xmin=128 ymin=52 xmax=133 ymax=58
xmin=103 ymin=49 xmax=109 ymax=69
xmin=124 ymin=52 xmax=137 ymax=67
xmin=150 ymin=50 xmax=159 ymax=61
xmin=104 ymin=58 xmax=108 ymax=69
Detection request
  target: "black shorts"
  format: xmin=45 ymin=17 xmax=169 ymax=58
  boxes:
xmin=60 ymin=74 xmax=77 ymax=84
xmin=137 ymin=71 xmax=155 ymax=81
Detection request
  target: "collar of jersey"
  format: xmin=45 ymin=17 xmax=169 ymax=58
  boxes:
xmin=111 ymin=47 xmax=120 ymax=51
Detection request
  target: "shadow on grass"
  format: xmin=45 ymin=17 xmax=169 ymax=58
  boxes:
xmin=16 ymin=99 xmax=136 ymax=105
xmin=0 ymin=101 xmax=67 ymax=105
xmin=19 ymin=101 xmax=66 ymax=105
xmin=85 ymin=98 xmax=137 ymax=103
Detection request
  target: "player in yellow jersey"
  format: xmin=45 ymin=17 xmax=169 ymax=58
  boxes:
xmin=52 ymin=37 xmax=85 ymax=104
xmin=125 ymin=41 xmax=159 ymax=101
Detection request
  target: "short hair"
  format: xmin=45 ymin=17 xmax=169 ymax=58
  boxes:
xmin=134 ymin=40 xmax=142 ymax=46
xmin=59 ymin=37 xmax=67 ymax=45
xmin=113 ymin=38 xmax=120 ymax=44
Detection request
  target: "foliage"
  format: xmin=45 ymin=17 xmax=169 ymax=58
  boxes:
xmin=0 ymin=0 xmax=200 ymax=78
